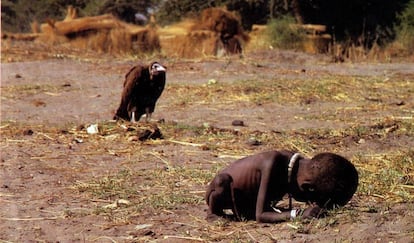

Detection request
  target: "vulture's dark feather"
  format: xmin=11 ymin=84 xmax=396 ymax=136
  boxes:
xmin=114 ymin=62 xmax=166 ymax=122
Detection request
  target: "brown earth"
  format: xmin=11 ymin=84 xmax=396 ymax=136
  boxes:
xmin=1 ymin=41 xmax=414 ymax=242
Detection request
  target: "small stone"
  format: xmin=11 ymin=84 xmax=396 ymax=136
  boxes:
xmin=395 ymin=101 xmax=405 ymax=106
xmin=23 ymin=129 xmax=34 ymax=135
xmin=247 ymin=138 xmax=262 ymax=146
xmin=231 ymin=120 xmax=245 ymax=126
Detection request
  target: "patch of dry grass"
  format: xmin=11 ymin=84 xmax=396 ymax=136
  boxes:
xmin=1 ymin=84 xmax=64 ymax=99
xmin=51 ymin=118 xmax=412 ymax=225
xmin=166 ymin=75 xmax=413 ymax=107
xmin=1 ymin=67 xmax=413 ymax=241
xmin=354 ymin=151 xmax=414 ymax=202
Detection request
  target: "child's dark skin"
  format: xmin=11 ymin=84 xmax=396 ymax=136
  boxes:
xmin=206 ymin=150 xmax=358 ymax=223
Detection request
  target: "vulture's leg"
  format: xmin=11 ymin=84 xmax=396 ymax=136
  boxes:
xmin=128 ymin=105 xmax=137 ymax=123
xmin=130 ymin=111 xmax=137 ymax=123
xmin=145 ymin=108 xmax=151 ymax=122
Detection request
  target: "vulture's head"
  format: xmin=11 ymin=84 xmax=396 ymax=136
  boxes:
xmin=149 ymin=62 xmax=166 ymax=80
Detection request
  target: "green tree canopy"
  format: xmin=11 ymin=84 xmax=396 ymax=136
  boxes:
xmin=293 ymin=0 xmax=411 ymax=46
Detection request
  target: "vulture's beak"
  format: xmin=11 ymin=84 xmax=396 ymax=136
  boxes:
xmin=151 ymin=63 xmax=166 ymax=75
xmin=153 ymin=64 xmax=166 ymax=72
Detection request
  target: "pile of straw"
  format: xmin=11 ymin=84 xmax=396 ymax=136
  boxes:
xmin=3 ymin=6 xmax=160 ymax=55
xmin=160 ymin=7 xmax=249 ymax=58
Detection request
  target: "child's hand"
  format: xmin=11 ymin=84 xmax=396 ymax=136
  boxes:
xmin=302 ymin=205 xmax=323 ymax=219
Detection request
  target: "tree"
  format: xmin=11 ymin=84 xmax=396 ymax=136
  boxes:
xmin=395 ymin=0 xmax=414 ymax=52
xmin=155 ymin=0 xmax=222 ymax=26
xmin=97 ymin=0 xmax=160 ymax=24
xmin=292 ymin=0 xmax=410 ymax=46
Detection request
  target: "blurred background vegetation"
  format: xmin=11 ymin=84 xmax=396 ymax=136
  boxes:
xmin=1 ymin=0 xmax=413 ymax=53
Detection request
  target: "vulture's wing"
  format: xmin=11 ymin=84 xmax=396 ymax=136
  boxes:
xmin=123 ymin=65 xmax=144 ymax=88
xmin=114 ymin=65 xmax=145 ymax=120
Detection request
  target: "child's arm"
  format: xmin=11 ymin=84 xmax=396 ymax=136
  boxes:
xmin=256 ymin=205 xmax=323 ymax=223
xmin=255 ymin=158 xmax=292 ymax=223
xmin=255 ymin=161 xmax=323 ymax=222
xmin=302 ymin=204 xmax=324 ymax=218
xmin=257 ymin=211 xmax=292 ymax=223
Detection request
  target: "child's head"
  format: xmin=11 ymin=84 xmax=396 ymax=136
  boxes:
xmin=297 ymin=153 xmax=359 ymax=209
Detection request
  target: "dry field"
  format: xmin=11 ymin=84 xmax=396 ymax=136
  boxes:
xmin=1 ymin=41 xmax=414 ymax=242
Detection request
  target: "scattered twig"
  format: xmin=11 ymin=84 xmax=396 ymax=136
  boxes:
xmin=245 ymin=229 xmax=257 ymax=242
xmin=217 ymin=154 xmax=245 ymax=159
xmin=37 ymin=132 xmax=55 ymax=140
xmin=286 ymin=223 xmax=299 ymax=230
xmin=1 ymin=216 xmax=61 ymax=221
xmin=188 ymin=214 xmax=205 ymax=224
xmin=224 ymin=230 xmax=237 ymax=236
xmin=0 ymin=124 xmax=10 ymax=129
xmin=30 ymin=151 xmax=112 ymax=160
xmin=167 ymin=139 xmax=205 ymax=147
xmin=372 ymin=194 xmax=385 ymax=199
xmin=399 ymin=184 xmax=414 ymax=189
xmin=163 ymin=235 xmax=204 ymax=241
xmin=90 ymin=199 xmax=113 ymax=203
xmin=44 ymin=92 xmax=61 ymax=96
xmin=267 ymin=232 xmax=279 ymax=241
xmin=31 ymin=156 xmax=66 ymax=160
xmin=173 ymin=221 xmax=199 ymax=228
xmin=147 ymin=152 xmax=171 ymax=167
xmin=5 ymin=139 xmax=27 ymax=143
xmin=91 ymin=236 xmax=117 ymax=243
xmin=0 ymin=193 xmax=15 ymax=198
xmin=162 ymin=209 xmax=175 ymax=214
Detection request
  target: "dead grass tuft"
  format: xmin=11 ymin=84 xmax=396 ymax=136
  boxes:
xmin=353 ymin=151 xmax=414 ymax=202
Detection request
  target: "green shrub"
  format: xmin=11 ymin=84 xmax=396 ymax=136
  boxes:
xmin=395 ymin=0 xmax=414 ymax=53
xmin=265 ymin=16 xmax=306 ymax=50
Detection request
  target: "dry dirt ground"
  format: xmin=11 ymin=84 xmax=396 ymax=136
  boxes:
xmin=1 ymin=41 xmax=414 ymax=242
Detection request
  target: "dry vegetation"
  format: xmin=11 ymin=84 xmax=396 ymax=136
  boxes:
xmin=1 ymin=44 xmax=413 ymax=241
xmin=2 ymin=7 xmax=251 ymax=58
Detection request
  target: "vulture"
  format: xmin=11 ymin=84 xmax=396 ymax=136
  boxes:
xmin=114 ymin=62 xmax=166 ymax=122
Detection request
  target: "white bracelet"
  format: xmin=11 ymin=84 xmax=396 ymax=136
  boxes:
xmin=290 ymin=209 xmax=297 ymax=219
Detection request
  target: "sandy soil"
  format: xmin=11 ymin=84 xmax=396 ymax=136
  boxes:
xmin=1 ymin=42 xmax=414 ymax=242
